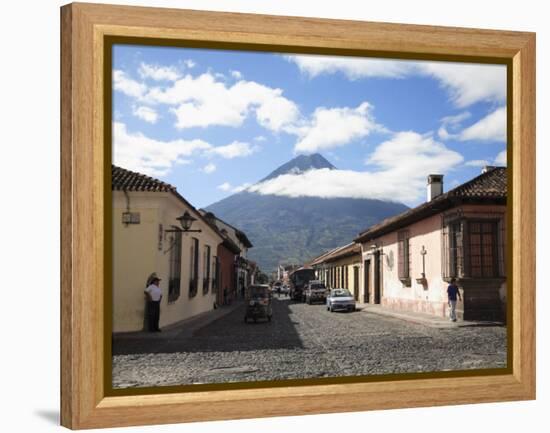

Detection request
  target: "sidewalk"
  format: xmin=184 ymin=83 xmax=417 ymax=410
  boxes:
xmin=113 ymin=300 xmax=244 ymax=341
xmin=356 ymin=303 xmax=504 ymax=328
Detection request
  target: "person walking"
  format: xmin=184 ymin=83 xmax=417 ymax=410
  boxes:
xmin=447 ymin=278 xmax=462 ymax=322
xmin=144 ymin=276 xmax=163 ymax=332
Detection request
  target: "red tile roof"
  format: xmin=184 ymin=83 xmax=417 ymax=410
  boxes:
xmin=111 ymin=165 xmax=256 ymax=259
xmin=112 ymin=165 xmax=227 ymax=242
xmin=355 ymin=167 xmax=507 ymax=243
xmin=308 ymin=242 xmax=361 ymax=266
xmin=112 ymin=165 xmax=176 ymax=192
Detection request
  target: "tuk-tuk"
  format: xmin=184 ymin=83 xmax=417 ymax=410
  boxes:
xmin=244 ymin=284 xmax=272 ymax=323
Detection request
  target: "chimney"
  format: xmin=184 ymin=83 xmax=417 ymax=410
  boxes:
xmin=427 ymin=174 xmax=444 ymax=201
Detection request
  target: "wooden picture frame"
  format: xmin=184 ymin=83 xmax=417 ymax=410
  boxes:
xmin=60 ymin=2 xmax=536 ymax=429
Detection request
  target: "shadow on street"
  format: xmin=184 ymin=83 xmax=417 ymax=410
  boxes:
xmin=112 ymin=298 xmax=304 ymax=355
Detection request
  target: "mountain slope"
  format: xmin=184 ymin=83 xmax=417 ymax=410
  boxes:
xmin=206 ymin=154 xmax=409 ymax=272
xmin=260 ymin=153 xmax=335 ymax=181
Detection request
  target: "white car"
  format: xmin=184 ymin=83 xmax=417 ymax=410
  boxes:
xmin=326 ymin=288 xmax=356 ymax=312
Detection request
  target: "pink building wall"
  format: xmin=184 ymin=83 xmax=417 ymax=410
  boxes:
xmin=361 ymin=204 xmax=507 ymax=319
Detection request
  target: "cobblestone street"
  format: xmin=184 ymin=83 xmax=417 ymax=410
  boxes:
xmin=112 ymin=297 xmax=507 ymax=389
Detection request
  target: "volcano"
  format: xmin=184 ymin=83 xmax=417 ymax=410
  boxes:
xmin=205 ymin=153 xmax=408 ymax=272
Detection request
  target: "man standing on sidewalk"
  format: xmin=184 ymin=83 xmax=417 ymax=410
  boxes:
xmin=145 ymin=276 xmax=163 ymax=332
xmin=447 ymin=278 xmax=462 ymax=322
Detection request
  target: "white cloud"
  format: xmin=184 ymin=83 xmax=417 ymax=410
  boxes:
xmin=465 ymin=159 xmax=490 ymax=167
xmin=217 ymin=182 xmax=232 ymax=191
xmin=420 ymin=62 xmax=506 ymax=108
xmin=249 ymin=131 xmax=463 ymax=204
xmin=217 ymin=181 xmax=252 ymax=193
xmin=184 ymin=59 xmax=196 ymax=69
xmin=437 ymin=126 xmax=452 ymax=141
xmin=144 ymin=73 xmax=239 ymax=125
xmin=209 ymin=141 xmax=258 ymax=159
xmin=233 ymin=182 xmax=252 ymax=193
xmin=286 ymin=55 xmax=414 ymax=79
xmin=138 ymin=63 xmax=181 ymax=81
xmin=231 ymin=70 xmax=243 ymax=79
xmin=202 ymin=163 xmax=217 ymax=174
xmin=113 ymin=122 xmax=211 ymax=176
xmin=254 ymin=135 xmax=267 ymax=142
xmin=113 ymin=70 xmax=147 ymax=99
xmin=441 ymin=112 xmax=472 ymax=125
xmin=132 ymin=106 xmax=159 ymax=124
xmin=286 ymin=55 xmax=506 ymax=108
xmin=367 ymin=131 xmax=463 ymax=176
xmin=459 ymin=106 xmax=506 ymax=142
xmin=438 ymin=112 xmax=471 ymax=140
xmin=144 ymin=73 xmax=300 ymax=131
xmin=494 ymin=149 xmax=507 ymax=166
xmin=294 ymin=102 xmax=379 ymax=153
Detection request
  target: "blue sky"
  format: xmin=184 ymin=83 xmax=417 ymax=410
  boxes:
xmin=112 ymin=44 xmax=507 ymax=209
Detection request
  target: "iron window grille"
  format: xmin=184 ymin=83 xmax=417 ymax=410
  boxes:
xmin=167 ymin=228 xmax=182 ymax=303
xmin=203 ymin=245 xmax=211 ymax=294
xmin=398 ymin=230 xmax=411 ymax=286
xmin=442 ymin=212 xmax=505 ymax=281
xmin=189 ymin=237 xmax=199 ymax=297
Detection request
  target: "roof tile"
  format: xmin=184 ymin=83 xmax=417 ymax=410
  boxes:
xmin=355 ymin=167 xmax=507 ymax=242
xmin=112 ymin=165 xmax=176 ymax=193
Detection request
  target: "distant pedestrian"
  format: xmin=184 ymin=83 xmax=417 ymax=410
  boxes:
xmin=145 ymin=276 xmax=163 ymax=332
xmin=223 ymin=287 xmax=228 ymax=305
xmin=447 ymin=278 xmax=462 ymax=322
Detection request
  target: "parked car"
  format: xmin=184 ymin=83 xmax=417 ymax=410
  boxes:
xmin=281 ymin=285 xmax=290 ymax=295
xmin=326 ymin=288 xmax=356 ymax=312
xmin=305 ymin=280 xmax=327 ymax=304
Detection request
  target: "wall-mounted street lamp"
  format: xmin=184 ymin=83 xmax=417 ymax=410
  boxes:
xmin=165 ymin=210 xmax=202 ymax=233
xmin=366 ymin=243 xmax=385 ymax=256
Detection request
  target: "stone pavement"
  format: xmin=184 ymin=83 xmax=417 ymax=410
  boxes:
xmin=356 ymin=303 xmax=504 ymax=328
xmin=112 ymin=297 xmax=507 ymax=388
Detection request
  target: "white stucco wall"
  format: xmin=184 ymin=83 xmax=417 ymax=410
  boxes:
xmin=112 ymin=191 xmax=222 ymax=332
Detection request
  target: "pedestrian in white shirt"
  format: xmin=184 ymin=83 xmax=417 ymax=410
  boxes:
xmin=144 ymin=277 xmax=163 ymax=332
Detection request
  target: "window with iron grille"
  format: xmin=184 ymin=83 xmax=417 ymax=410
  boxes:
xmin=212 ymin=255 xmax=219 ymax=293
xmin=398 ymin=230 xmax=411 ymax=286
xmin=189 ymin=237 xmax=199 ymax=297
xmin=442 ymin=217 xmax=503 ymax=280
xmin=469 ymin=221 xmax=499 ymax=277
xmin=168 ymin=229 xmax=182 ymax=302
xmin=203 ymin=245 xmax=211 ymax=294
xmin=442 ymin=220 xmax=465 ymax=279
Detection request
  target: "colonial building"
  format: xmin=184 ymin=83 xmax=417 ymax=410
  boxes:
xmin=354 ymin=167 xmax=507 ymax=321
xmin=309 ymin=243 xmax=363 ymax=301
xmin=199 ymin=211 xmax=254 ymax=305
xmin=112 ymin=165 xmax=225 ymax=332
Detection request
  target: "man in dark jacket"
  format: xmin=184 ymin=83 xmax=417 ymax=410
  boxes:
xmin=447 ymin=278 xmax=462 ymax=322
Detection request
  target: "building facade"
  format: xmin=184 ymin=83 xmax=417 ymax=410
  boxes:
xmin=199 ymin=210 xmax=254 ymax=302
xmin=112 ymin=165 xmax=225 ymax=332
xmin=354 ymin=168 xmax=507 ymax=321
xmin=310 ymin=243 xmax=363 ymax=301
